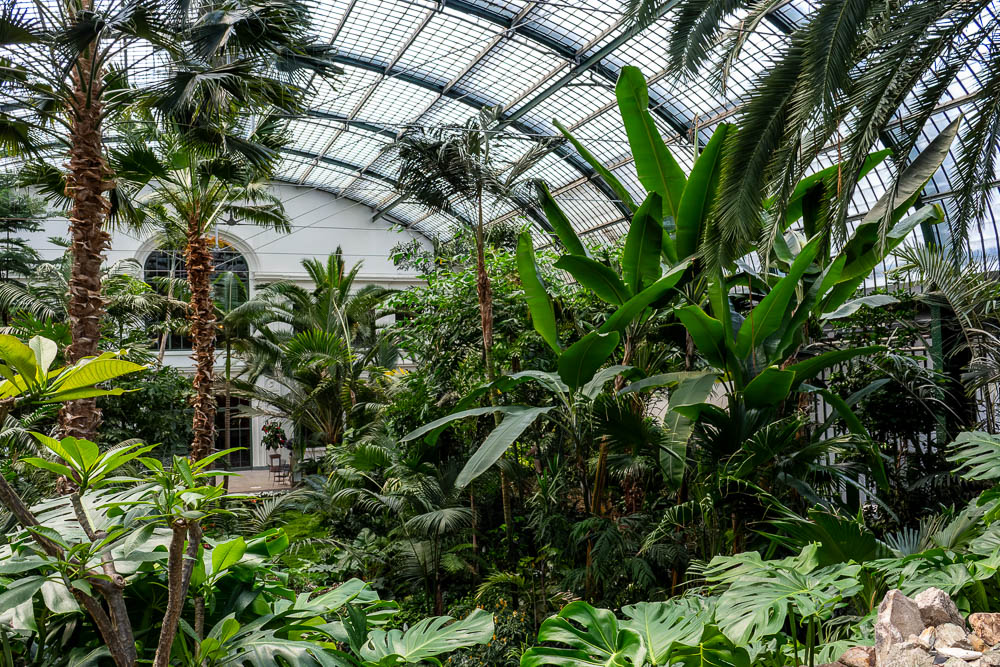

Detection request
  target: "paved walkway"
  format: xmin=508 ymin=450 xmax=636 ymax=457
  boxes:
xmin=226 ymin=468 xmax=292 ymax=493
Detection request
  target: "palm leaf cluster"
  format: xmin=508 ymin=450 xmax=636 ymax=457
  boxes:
xmin=626 ymin=0 xmax=997 ymax=260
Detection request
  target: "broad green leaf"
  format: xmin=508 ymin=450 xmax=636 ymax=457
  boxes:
xmin=50 ymin=357 xmax=147 ymax=394
xmin=862 ymin=118 xmax=959 ymax=228
xmin=948 ymin=432 xmax=1000 ymax=482
xmin=821 ymin=294 xmax=899 ymax=320
xmin=786 ymin=345 xmax=884 ymax=385
xmin=507 ymin=370 xmax=569 ymax=394
xmin=0 ymin=334 xmax=37 ymax=387
xmin=617 ymin=371 xmax=708 ymax=396
xmin=824 ymin=204 xmax=943 ymax=310
xmin=558 ymin=331 xmax=620 ymax=390
xmin=661 ymin=373 xmax=717 ymax=489
xmin=36 ymin=387 xmax=131 ymax=403
xmin=599 ymin=260 xmax=690 ymax=334
xmin=360 ymin=608 xmax=493 ymax=663
xmin=735 ymin=236 xmax=822 ymax=360
xmin=580 ymin=365 xmax=632 ymax=401
xmin=0 ymin=576 xmax=45 ymax=610
xmin=781 ymin=149 xmax=892 ymax=226
xmin=615 ymin=66 xmax=686 ymax=218
xmin=21 ymin=457 xmax=75 ymax=479
xmin=40 ymin=580 xmax=79 ymax=614
xmin=556 ymin=255 xmax=631 ymax=306
xmin=29 ymin=336 xmax=57 ymax=382
xmin=537 ymin=181 xmax=589 ymax=258
xmin=675 ymin=306 xmax=726 ymax=369
xmin=401 ymin=406 xmax=538 ymax=443
xmin=669 ymin=626 xmax=751 ymax=667
xmin=212 ymin=537 xmax=247 ymax=574
xmin=554 ymin=119 xmax=636 ymax=212
xmin=517 ymin=232 xmax=560 ymax=353
xmin=621 ymin=599 xmax=710 ymax=665
xmin=455 ymin=407 xmax=553 ymax=488
xmin=622 ymin=192 xmax=664 ymax=294
xmin=742 ymin=367 xmax=795 ymax=408
xmin=675 ymin=124 xmax=730 ymax=258
xmin=521 ymin=601 xmax=646 ymax=667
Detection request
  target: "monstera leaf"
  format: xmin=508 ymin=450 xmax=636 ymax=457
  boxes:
xmin=621 ymin=599 xmax=712 ymax=665
xmin=521 ymin=601 xmax=646 ymax=666
xmin=358 ymin=608 xmax=493 ymax=664
xmin=198 ymin=615 xmax=347 ymax=667
xmin=668 ymin=626 xmax=751 ymax=667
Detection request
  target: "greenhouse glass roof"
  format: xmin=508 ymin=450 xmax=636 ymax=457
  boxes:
xmin=3 ymin=0 xmax=998 ymax=257
xmin=271 ymin=0 xmax=999 ymax=253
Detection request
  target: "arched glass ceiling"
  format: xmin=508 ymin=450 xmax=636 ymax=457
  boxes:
xmin=2 ymin=0 xmax=996 ymax=254
xmin=275 ymin=0 xmax=999 ymax=254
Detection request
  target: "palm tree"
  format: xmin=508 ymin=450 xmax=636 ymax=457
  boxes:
xmin=394 ymin=108 xmax=554 ymax=542
xmin=624 ymin=0 xmax=996 ymax=261
xmin=233 ymin=250 xmax=395 ymax=463
xmin=2 ymin=0 xmax=340 ymax=443
xmin=111 ymin=122 xmax=291 ymax=461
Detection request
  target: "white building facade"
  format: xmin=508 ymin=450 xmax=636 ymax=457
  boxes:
xmin=29 ymin=184 xmax=431 ymax=468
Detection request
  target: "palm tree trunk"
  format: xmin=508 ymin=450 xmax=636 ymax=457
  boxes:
xmin=186 ymin=221 xmax=216 ymax=461
xmin=474 ymin=189 xmax=514 ymax=550
xmin=59 ymin=31 xmax=111 ymax=441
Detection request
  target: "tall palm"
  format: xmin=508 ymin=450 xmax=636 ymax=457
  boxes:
xmin=2 ymin=0 xmax=340 ymax=442
xmin=234 ymin=250 xmax=395 ymax=455
xmin=395 ymin=108 xmax=554 ymax=542
xmin=111 ymin=122 xmax=291 ymax=461
xmin=627 ymin=0 xmax=997 ymax=260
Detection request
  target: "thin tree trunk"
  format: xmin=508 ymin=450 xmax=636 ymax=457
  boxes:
xmin=186 ymin=221 xmax=216 ymax=461
xmin=475 ymin=190 xmax=514 ymax=548
xmin=59 ymin=26 xmax=111 ymax=441
xmin=153 ymin=521 xmax=188 ymax=667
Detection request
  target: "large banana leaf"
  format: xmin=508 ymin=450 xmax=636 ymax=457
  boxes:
xmin=675 ymin=306 xmax=726 ymax=369
xmin=742 ymin=367 xmax=795 ymax=408
xmin=555 ymin=255 xmax=631 ymax=306
xmin=660 ymin=372 xmax=717 ymax=488
xmin=615 ymin=66 xmax=686 ymax=218
xmin=554 ymin=119 xmax=636 ymax=212
xmin=455 ymin=406 xmax=553 ymax=488
xmin=517 ymin=231 xmax=560 ymax=353
xmin=785 ymin=345 xmax=884 ymax=385
xmin=734 ymin=236 xmax=821 ymax=360
xmin=558 ymin=331 xmax=620 ymax=390
xmin=537 ymin=181 xmax=589 ymax=258
xmin=675 ymin=125 xmax=730 ymax=259
xmin=622 ymin=192 xmax=664 ymax=294
xmin=521 ymin=601 xmax=646 ymax=666
xmin=359 ymin=608 xmax=493 ymax=664
xmin=599 ymin=260 xmax=690 ymax=334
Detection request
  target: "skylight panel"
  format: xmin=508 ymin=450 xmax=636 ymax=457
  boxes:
xmin=458 ymin=37 xmax=568 ymax=109
xmin=529 ymin=82 xmax=618 ymax=133
xmin=358 ymin=78 xmax=441 ymax=126
xmin=332 ymin=0 xmax=430 ymax=69
xmin=310 ymin=67 xmax=383 ymax=116
xmin=524 ymin=0 xmax=624 ymax=53
xmin=302 ymin=0 xmax=354 ymax=43
xmin=393 ymin=10 xmax=501 ymax=89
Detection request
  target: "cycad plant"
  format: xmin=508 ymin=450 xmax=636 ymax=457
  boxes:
xmin=110 ymin=122 xmax=292 ymax=460
xmin=628 ymin=0 xmax=997 ymax=257
xmin=1 ymin=0 xmax=340 ymax=441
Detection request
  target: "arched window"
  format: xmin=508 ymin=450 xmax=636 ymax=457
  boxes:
xmin=143 ymin=239 xmax=250 ymax=351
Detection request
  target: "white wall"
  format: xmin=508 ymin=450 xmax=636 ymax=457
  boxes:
xmin=29 ymin=184 xmax=431 ymax=466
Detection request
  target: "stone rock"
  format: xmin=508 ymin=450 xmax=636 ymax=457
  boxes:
xmin=877 ymin=590 xmax=928 ymax=666
xmin=940 ymin=660 xmax=973 ymax=667
xmin=935 ymin=623 xmax=972 ymax=650
xmin=880 ymin=644 xmax=934 ymax=666
xmin=980 ymin=651 xmax=1000 ymax=666
xmin=972 ymin=635 xmax=989 ymax=652
xmin=915 ymin=627 xmax=937 ymax=650
xmin=840 ymin=646 xmax=875 ymax=667
xmin=971 ymin=614 xmax=1000 ymax=646
xmin=937 ymin=646 xmax=983 ymax=660
xmin=915 ymin=588 xmax=966 ymax=629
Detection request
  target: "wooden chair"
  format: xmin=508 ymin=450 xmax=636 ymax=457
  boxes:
xmin=268 ymin=453 xmax=283 ymax=483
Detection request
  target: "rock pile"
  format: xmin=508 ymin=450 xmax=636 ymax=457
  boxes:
xmin=818 ymin=587 xmax=1000 ymax=667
